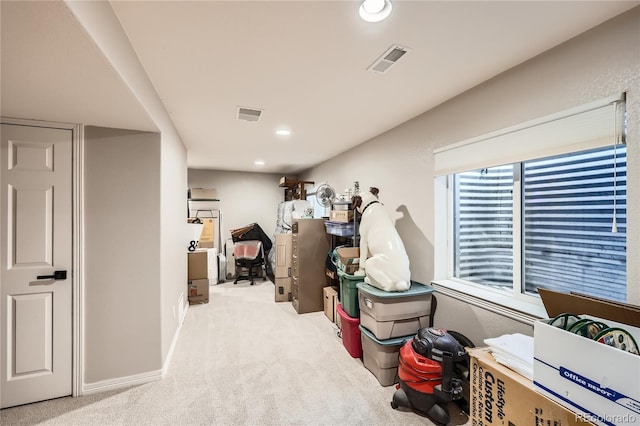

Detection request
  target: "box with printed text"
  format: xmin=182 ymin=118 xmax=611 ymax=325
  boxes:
xmin=533 ymin=289 xmax=640 ymax=426
xmin=469 ymin=347 xmax=591 ymax=426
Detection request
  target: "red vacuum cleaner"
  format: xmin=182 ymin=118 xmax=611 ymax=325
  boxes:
xmin=391 ymin=328 xmax=469 ymax=425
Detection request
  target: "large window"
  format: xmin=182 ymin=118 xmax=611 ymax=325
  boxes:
xmin=452 ymin=145 xmax=627 ymax=302
xmin=434 ymin=95 xmax=628 ymax=313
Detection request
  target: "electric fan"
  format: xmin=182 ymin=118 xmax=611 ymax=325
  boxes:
xmin=310 ymin=183 xmax=336 ymax=216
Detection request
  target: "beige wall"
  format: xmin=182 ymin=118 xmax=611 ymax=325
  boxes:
xmin=301 ymin=8 xmax=640 ymax=342
xmin=187 ymin=169 xmax=285 ymax=247
xmin=84 ymin=125 xmax=188 ymax=384
xmin=83 ymin=126 xmax=162 ymax=383
xmin=160 ymin=133 xmax=188 ymax=363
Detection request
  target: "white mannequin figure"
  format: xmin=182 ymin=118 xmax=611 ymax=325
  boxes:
xmin=352 ymin=187 xmax=411 ymax=292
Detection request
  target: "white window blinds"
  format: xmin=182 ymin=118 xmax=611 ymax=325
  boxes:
xmin=433 ymin=94 xmax=626 ymax=176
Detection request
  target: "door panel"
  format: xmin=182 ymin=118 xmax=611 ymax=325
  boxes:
xmin=12 ymin=292 xmax=53 ymax=376
xmin=1 ymin=124 xmax=72 ymax=409
xmin=12 ymin=185 xmax=53 ymax=266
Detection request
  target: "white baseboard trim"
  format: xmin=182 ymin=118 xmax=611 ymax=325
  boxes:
xmin=82 ymin=369 xmax=162 ymax=395
xmin=161 ymin=303 xmax=189 ymax=377
xmin=81 ymin=304 xmax=189 ymax=395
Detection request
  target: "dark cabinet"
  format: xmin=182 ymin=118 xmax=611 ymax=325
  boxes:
xmin=291 ymin=219 xmax=330 ymax=314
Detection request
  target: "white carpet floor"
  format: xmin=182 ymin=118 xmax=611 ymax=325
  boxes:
xmin=0 ymin=280 xmax=468 ymax=425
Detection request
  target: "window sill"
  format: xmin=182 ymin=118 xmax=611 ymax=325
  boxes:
xmin=430 ymin=279 xmax=548 ymax=326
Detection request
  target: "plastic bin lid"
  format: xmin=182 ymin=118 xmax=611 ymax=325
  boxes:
xmin=336 ymin=303 xmax=360 ymax=323
xmin=356 ymin=280 xmax=434 ymax=298
xmin=359 ymin=325 xmax=413 ymax=346
xmin=337 ymin=269 xmax=365 ymax=280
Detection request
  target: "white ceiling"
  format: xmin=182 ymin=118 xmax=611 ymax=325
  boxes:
xmin=2 ymin=1 xmax=638 ymax=174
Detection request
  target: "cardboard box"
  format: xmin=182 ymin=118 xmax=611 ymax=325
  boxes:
xmin=279 ymin=176 xmax=296 ymax=187
xmin=188 ymin=279 xmax=209 ymax=304
xmin=533 ymin=289 xmax=640 ymax=426
xmin=336 ymin=247 xmax=360 ymax=274
xmin=274 ymin=233 xmax=293 ymax=278
xmin=275 ymin=277 xmax=292 ymax=302
xmin=324 ymin=286 xmax=338 ymax=322
xmin=469 ymin=347 xmax=591 ymax=426
xmin=537 ymin=289 xmax=640 ymax=327
xmin=189 ymin=188 xmax=217 ymax=200
xmin=188 ymin=248 xmax=217 ymax=281
xmin=188 ymin=250 xmax=208 ymax=279
xmin=329 ymin=209 xmax=354 ymax=223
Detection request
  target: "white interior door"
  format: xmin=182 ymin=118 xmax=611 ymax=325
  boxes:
xmin=0 ymin=124 xmax=72 ymax=408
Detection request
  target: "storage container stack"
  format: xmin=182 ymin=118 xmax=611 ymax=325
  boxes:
xmin=333 ymin=247 xmax=435 ymax=387
xmin=357 ymin=281 xmax=434 ymax=386
xmin=336 ymin=248 xmax=364 ymax=359
xmin=336 ymin=268 xmax=364 ymax=358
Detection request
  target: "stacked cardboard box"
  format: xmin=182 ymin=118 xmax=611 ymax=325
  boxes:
xmin=274 ymin=233 xmax=293 ymax=302
xmin=187 ymin=249 xmax=212 ymax=304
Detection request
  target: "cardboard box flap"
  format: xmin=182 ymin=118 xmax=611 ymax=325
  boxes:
xmin=539 ymin=288 xmax=640 ymax=327
xmin=336 ymin=247 xmax=359 ymax=264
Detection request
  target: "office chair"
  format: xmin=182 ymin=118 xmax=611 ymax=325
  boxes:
xmin=233 ymin=240 xmax=267 ymax=285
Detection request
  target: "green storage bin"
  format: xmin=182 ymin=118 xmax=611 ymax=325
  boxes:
xmin=338 ymin=270 xmax=364 ymax=318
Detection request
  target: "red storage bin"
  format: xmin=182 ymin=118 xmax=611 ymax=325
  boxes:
xmin=337 ymin=303 xmax=362 ymax=358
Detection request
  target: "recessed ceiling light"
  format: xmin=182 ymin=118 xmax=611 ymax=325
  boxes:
xmin=359 ymin=0 xmax=392 ymax=23
xmin=275 ymin=129 xmax=291 ymax=136
xmin=254 ymin=160 xmax=265 ymax=166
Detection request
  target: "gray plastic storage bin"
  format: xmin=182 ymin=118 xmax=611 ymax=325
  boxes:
xmin=359 ymin=325 xmax=411 ymax=386
xmin=357 ymin=281 xmax=433 ymax=340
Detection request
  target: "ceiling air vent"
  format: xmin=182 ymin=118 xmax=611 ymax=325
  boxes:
xmin=367 ymin=44 xmax=410 ymax=74
xmin=237 ymin=107 xmax=263 ymax=122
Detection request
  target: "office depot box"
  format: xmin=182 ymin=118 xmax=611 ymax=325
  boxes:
xmin=469 ymin=347 xmax=591 ymax=426
xmin=337 ymin=304 xmax=362 ymax=358
xmin=329 ymin=209 xmax=354 ymax=223
xmin=275 ymin=277 xmax=292 ymax=302
xmin=357 ymin=281 xmax=433 ymax=340
xmin=188 ymin=279 xmax=209 ymax=304
xmin=360 ymin=325 xmax=409 ymax=386
xmin=533 ymin=289 xmax=640 ymax=426
xmin=324 ymin=286 xmax=338 ymax=322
